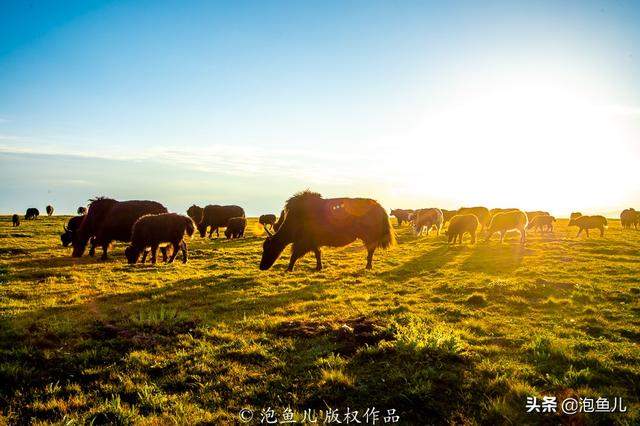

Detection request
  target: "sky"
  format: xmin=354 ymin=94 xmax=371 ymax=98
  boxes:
xmin=1 ymin=0 xmax=639 ymax=216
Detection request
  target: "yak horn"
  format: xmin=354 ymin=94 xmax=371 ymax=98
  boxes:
xmin=63 ymin=225 xmax=68 ymax=232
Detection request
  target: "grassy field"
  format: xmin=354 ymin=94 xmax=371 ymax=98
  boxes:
xmin=0 ymin=214 xmax=638 ymax=425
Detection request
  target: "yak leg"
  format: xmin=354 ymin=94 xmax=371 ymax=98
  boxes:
xmin=470 ymin=231 xmax=476 ymax=244
xmin=168 ymin=242 xmax=180 ymax=263
xmin=287 ymin=244 xmax=306 ymax=272
xmin=160 ymin=246 xmax=169 ymax=263
xmin=150 ymin=244 xmax=159 ymax=264
xmin=599 ymin=226 xmax=604 ymax=237
xmin=181 ymin=241 xmax=188 ymax=263
xmin=366 ymin=246 xmax=375 ymax=269
xmin=520 ymin=227 xmax=526 ymax=244
xmin=585 ymin=229 xmax=590 ymax=238
xmin=576 ymin=228 xmax=582 ymax=237
xmin=314 ymin=248 xmax=322 ymax=271
xmin=499 ymin=231 xmax=505 ymax=243
xmin=100 ymin=241 xmax=110 ymax=260
xmin=140 ymin=249 xmax=148 ymax=264
xmin=216 ymin=227 xmax=220 ymax=238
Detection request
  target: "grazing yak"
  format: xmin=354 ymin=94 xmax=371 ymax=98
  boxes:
xmin=620 ymin=208 xmax=638 ymax=230
xmin=446 ymin=214 xmax=479 ymax=244
xmin=12 ymin=214 xmax=20 ymax=227
xmin=490 ymin=208 xmax=519 ymax=216
xmin=259 ymin=214 xmax=277 ymax=231
xmin=225 ymin=217 xmax=247 ymax=239
xmin=60 ymin=215 xmax=85 ymax=247
xmin=457 ymin=207 xmax=491 ymax=231
xmin=46 ymin=205 xmax=54 ymax=216
xmin=188 ymin=204 xmax=245 ymax=238
xmin=390 ymin=209 xmax=414 ymax=227
xmin=77 ymin=206 xmax=87 ymax=215
xmin=412 ymin=208 xmax=444 ymax=236
xmin=72 ymin=198 xmax=168 ymax=259
xmin=527 ymin=214 xmax=556 ymax=233
xmin=125 ymin=213 xmax=195 ymax=264
xmin=485 ymin=210 xmax=528 ymax=244
xmin=570 ymin=212 xmax=582 ymax=220
xmin=569 ymin=215 xmax=607 ymax=237
xmin=441 ymin=209 xmax=457 ymax=225
xmin=25 ymin=208 xmax=39 ymax=220
xmin=260 ymin=191 xmax=395 ymax=271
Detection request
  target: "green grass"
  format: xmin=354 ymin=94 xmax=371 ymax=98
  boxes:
xmin=0 ymin=215 xmax=638 ymax=424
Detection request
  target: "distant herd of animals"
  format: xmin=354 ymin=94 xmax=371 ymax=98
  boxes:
xmin=6 ymin=193 xmax=640 ymax=271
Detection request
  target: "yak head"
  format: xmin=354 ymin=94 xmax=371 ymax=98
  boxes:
xmin=124 ymin=246 xmax=141 ymax=264
xmin=259 ymin=217 xmax=291 ymax=270
xmin=71 ymin=230 xmax=91 ymax=257
xmin=60 ymin=225 xmax=74 ymax=247
xmin=187 ymin=205 xmax=203 ymax=224
xmin=224 ymin=227 xmax=233 ymax=239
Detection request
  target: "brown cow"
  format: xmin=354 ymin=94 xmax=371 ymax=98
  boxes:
xmin=260 ymin=191 xmax=395 ymax=271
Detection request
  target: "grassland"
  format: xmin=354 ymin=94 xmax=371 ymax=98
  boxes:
xmin=0 ymin=214 xmax=638 ymax=425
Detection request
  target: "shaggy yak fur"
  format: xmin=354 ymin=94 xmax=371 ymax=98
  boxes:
xmin=189 ymin=204 xmax=245 ymax=238
xmin=412 ymin=208 xmax=444 ymax=236
xmin=569 ymin=215 xmax=608 ymax=237
xmin=125 ymin=213 xmax=195 ymax=264
xmin=446 ymin=214 xmax=479 ymax=244
xmin=225 ymin=217 xmax=247 ymax=239
xmin=457 ymin=207 xmax=491 ymax=230
xmin=260 ymin=191 xmax=395 ymax=271
xmin=390 ymin=209 xmax=414 ymax=227
xmin=527 ymin=214 xmax=556 ymax=233
xmin=485 ymin=210 xmax=528 ymax=244
xmin=12 ymin=214 xmax=20 ymax=227
xmin=61 ymin=215 xmax=85 ymax=247
xmin=46 ymin=205 xmax=54 ymax=216
xmin=72 ymin=198 xmax=168 ymax=259
xmin=259 ymin=214 xmax=277 ymax=230
xmin=25 ymin=208 xmax=39 ymax=220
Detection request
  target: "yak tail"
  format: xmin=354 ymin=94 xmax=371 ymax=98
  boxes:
xmin=378 ymin=216 xmax=397 ymax=249
xmin=185 ymin=217 xmax=196 ymax=237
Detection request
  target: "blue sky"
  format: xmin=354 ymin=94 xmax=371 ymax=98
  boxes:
xmin=1 ymin=1 xmax=639 ymax=215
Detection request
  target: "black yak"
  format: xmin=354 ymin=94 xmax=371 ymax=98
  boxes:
xmin=259 ymin=214 xmax=277 ymax=231
xmin=12 ymin=214 xmax=20 ymax=227
xmin=46 ymin=205 xmax=54 ymax=216
xmin=195 ymin=205 xmax=245 ymax=238
xmin=390 ymin=209 xmax=414 ymax=227
xmin=25 ymin=208 xmax=39 ymax=220
xmin=61 ymin=215 xmax=85 ymax=247
xmin=186 ymin=205 xmax=204 ymax=224
xmin=72 ymin=198 xmax=168 ymax=259
xmin=77 ymin=206 xmax=87 ymax=215
xmin=125 ymin=213 xmax=195 ymax=264
xmin=225 ymin=217 xmax=246 ymax=239
xmin=260 ymin=191 xmax=395 ymax=271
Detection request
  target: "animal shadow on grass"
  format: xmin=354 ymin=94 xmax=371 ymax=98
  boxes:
xmin=461 ymin=244 xmax=531 ymax=274
xmin=379 ymin=245 xmax=459 ymax=281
